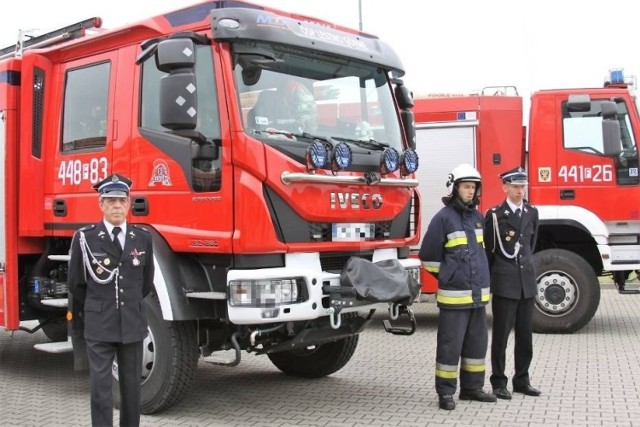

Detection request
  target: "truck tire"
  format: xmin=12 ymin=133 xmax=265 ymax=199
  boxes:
xmin=267 ymin=334 xmax=358 ymax=378
xmin=113 ymin=295 xmax=198 ymax=414
xmin=533 ymin=248 xmax=600 ymax=334
xmin=39 ymin=317 xmax=68 ymax=342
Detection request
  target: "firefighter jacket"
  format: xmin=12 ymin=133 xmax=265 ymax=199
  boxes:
xmin=419 ymin=199 xmax=490 ymax=309
xmin=67 ymin=222 xmax=154 ymax=344
xmin=483 ymin=200 xmax=539 ymax=300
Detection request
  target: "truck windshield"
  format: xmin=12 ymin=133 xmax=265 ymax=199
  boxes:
xmin=234 ymin=41 xmax=403 ymax=152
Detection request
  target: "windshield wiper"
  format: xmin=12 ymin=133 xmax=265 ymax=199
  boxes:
xmin=330 ymin=136 xmax=390 ymax=151
xmin=252 ymin=128 xmax=297 ymax=140
xmin=253 ymin=129 xmax=333 ymax=146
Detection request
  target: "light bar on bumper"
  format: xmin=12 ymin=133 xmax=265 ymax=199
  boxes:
xmin=229 ymin=278 xmax=303 ymax=307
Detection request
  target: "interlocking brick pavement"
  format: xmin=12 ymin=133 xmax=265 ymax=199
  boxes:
xmin=2 ymin=288 xmax=640 ymax=426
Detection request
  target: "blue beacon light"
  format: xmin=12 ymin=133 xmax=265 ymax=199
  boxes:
xmin=306 ymin=140 xmax=328 ymax=171
xmin=380 ymin=147 xmax=400 ymax=174
xmin=609 ymin=68 xmax=624 ymax=84
xmin=400 ymin=149 xmax=419 ymax=177
xmin=331 ymin=142 xmax=352 ymax=173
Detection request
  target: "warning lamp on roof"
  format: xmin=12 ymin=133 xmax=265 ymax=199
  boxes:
xmin=218 ymin=18 xmax=240 ymax=29
xmin=306 ymin=140 xmax=328 ymax=171
xmin=609 ymin=68 xmax=625 ymax=84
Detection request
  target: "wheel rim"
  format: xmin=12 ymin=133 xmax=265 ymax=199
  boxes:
xmin=111 ymin=327 xmax=157 ymax=383
xmin=536 ymin=271 xmax=578 ymax=316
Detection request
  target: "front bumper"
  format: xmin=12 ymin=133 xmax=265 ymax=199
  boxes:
xmin=227 ymin=248 xmax=420 ymax=325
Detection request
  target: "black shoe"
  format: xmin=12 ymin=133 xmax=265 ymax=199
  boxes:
xmin=513 ymin=384 xmax=541 ymax=396
xmin=438 ymin=394 xmax=456 ymax=410
xmin=493 ymin=387 xmax=512 ymax=400
xmin=459 ymin=388 xmax=497 ymax=402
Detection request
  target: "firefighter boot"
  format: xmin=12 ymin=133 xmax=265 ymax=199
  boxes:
xmin=459 ymin=388 xmax=497 ymax=402
xmin=438 ymin=394 xmax=456 ymax=410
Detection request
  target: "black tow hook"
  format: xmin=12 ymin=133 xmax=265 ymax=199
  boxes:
xmin=383 ymin=303 xmax=416 ymax=335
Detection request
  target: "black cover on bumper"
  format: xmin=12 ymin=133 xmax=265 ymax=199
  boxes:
xmin=339 ymin=257 xmax=420 ymax=305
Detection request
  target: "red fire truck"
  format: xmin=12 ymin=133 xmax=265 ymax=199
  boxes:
xmin=412 ymin=72 xmax=640 ymax=334
xmin=0 ymin=1 xmax=421 ymax=413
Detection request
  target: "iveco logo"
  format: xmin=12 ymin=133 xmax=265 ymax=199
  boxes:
xmin=330 ymin=193 xmax=383 ymax=209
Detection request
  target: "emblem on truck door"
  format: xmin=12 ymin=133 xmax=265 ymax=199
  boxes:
xmin=330 ymin=192 xmax=383 ymax=209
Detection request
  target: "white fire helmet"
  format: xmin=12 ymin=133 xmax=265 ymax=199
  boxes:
xmin=442 ymin=163 xmax=482 ymax=204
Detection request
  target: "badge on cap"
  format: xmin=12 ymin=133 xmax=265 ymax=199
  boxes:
xmin=94 ymin=173 xmax=133 ymax=198
xmin=499 ymin=166 xmax=528 ymax=185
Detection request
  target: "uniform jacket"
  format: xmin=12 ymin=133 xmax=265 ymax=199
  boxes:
xmin=419 ymin=199 xmax=490 ymax=309
xmin=68 ymin=222 xmax=154 ymax=343
xmin=484 ymin=200 xmax=539 ymax=300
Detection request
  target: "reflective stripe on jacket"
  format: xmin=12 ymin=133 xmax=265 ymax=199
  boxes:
xmin=419 ymin=202 xmax=490 ymax=309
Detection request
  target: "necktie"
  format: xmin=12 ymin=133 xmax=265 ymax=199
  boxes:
xmin=515 ymin=208 xmax=522 ymax=218
xmin=112 ymin=226 xmax=123 ymax=257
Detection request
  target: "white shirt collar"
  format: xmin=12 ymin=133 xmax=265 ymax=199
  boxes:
xmin=103 ymin=220 xmax=127 ymax=236
xmin=506 ymin=199 xmax=522 ymax=214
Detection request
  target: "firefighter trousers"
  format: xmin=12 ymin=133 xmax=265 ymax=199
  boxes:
xmin=435 ymin=307 xmax=488 ymax=396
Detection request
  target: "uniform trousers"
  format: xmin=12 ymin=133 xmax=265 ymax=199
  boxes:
xmin=86 ymin=339 xmax=143 ymax=427
xmin=490 ymin=294 xmax=534 ymax=389
xmin=436 ymin=307 xmax=488 ymax=396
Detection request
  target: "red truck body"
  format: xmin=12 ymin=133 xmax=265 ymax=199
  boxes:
xmin=0 ymin=1 xmax=420 ymax=413
xmin=413 ymin=80 xmax=640 ymax=333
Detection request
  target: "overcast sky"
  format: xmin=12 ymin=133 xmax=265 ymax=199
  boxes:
xmin=2 ymin=0 xmax=639 ymax=100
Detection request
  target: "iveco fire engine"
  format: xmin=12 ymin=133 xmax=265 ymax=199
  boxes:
xmin=412 ymin=70 xmax=640 ymax=334
xmin=0 ymin=1 xmax=421 ymax=413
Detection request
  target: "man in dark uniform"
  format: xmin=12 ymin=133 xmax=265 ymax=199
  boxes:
xmin=484 ymin=167 xmax=541 ymax=400
xmin=68 ymin=173 xmax=154 ymax=426
xmin=420 ymin=163 xmax=496 ymax=410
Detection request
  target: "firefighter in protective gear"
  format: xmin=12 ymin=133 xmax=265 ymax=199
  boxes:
xmin=419 ymin=163 xmax=496 ymax=410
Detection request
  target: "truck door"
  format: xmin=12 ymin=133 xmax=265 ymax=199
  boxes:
xmin=555 ymin=95 xmax=639 ymax=221
xmin=45 ymin=52 xmax=117 ymax=228
xmin=1 ymin=62 xmax=22 ymax=329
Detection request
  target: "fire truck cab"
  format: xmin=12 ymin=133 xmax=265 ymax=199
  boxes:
xmin=413 ymin=71 xmax=640 ymax=334
xmin=0 ymin=1 xmax=421 ymax=414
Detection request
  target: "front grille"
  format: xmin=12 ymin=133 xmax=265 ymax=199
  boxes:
xmin=320 ymin=253 xmax=373 ymax=273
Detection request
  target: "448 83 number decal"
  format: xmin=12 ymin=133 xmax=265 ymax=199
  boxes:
xmin=58 ymin=157 xmax=108 ymax=186
xmin=558 ymin=164 xmax=613 ymax=183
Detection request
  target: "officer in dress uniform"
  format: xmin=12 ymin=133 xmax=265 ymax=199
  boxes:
xmin=483 ymin=167 xmax=542 ymax=400
xmin=68 ymin=173 xmax=154 ymax=427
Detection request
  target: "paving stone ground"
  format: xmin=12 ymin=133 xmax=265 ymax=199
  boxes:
xmin=2 ymin=286 xmax=639 ymax=426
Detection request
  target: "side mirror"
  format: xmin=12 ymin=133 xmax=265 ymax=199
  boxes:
xmin=401 ymin=110 xmax=416 ymax=150
xmin=601 ymin=101 xmax=622 ymax=157
xmin=157 ymin=38 xmax=197 ymax=130
xmin=393 ymin=78 xmax=415 ymax=149
xmin=393 ymin=79 xmax=414 ymax=110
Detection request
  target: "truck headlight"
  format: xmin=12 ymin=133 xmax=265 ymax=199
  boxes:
xmin=229 ymin=278 xmax=301 ymax=307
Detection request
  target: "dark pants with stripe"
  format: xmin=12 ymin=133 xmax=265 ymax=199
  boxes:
xmin=86 ymin=339 xmax=143 ymax=427
xmin=490 ymin=295 xmax=534 ymax=389
xmin=435 ymin=307 xmax=488 ymax=396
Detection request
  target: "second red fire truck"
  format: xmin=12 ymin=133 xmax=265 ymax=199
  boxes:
xmin=413 ymin=71 xmax=640 ymax=334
